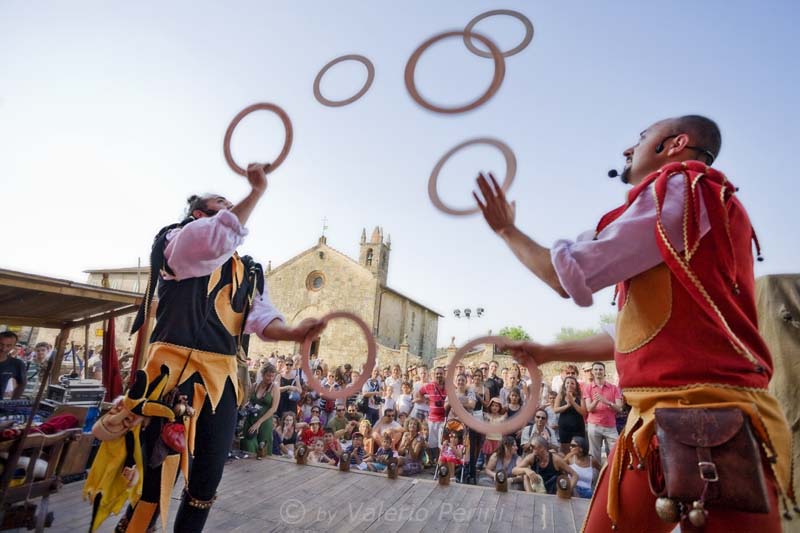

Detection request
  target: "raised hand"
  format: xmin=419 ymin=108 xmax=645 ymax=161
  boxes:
xmin=473 ymin=172 xmax=516 ymax=236
xmin=246 ymin=162 xmax=271 ymax=195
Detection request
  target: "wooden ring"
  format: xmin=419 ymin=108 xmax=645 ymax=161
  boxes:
xmin=405 ymin=30 xmax=505 ymax=114
xmin=223 ymin=103 xmax=293 ymax=176
xmin=445 ymin=336 xmax=541 ymax=435
xmin=463 ymin=9 xmax=534 ymax=59
xmin=313 ymin=54 xmax=375 ymax=107
xmin=299 ymin=311 xmax=376 ymax=401
xmin=428 ymin=137 xmax=516 ymax=216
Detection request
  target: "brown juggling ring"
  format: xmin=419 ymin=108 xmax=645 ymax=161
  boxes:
xmin=445 ymin=336 xmax=541 ymax=436
xmin=223 ymin=103 xmax=293 ymax=176
xmin=300 ymin=311 xmax=376 ymax=401
xmin=314 ymin=54 xmax=375 ymax=107
xmin=463 ymin=9 xmax=534 ymax=58
xmin=428 ymin=137 xmax=516 ymax=216
xmin=404 ymin=30 xmax=505 ymax=114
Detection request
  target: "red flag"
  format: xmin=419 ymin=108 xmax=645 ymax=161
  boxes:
xmin=101 ymin=319 xmax=123 ymax=401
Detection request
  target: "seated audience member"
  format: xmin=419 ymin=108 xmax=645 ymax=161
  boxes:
xmin=484 ymin=436 xmax=533 ymax=491
xmin=298 ymin=416 xmax=325 ymax=446
xmin=307 ymin=438 xmax=329 ymax=464
xmin=521 ymin=408 xmax=557 ymax=454
xmin=335 ymin=419 xmax=360 ymax=441
xmin=368 ymin=432 xmax=399 ymax=472
xmin=326 ymin=405 xmax=348 ymax=432
xmin=398 ymin=417 xmax=426 ymax=476
xmin=345 ymin=402 xmax=363 ymax=422
xmin=345 ymin=432 xmax=372 ymax=471
xmin=372 ymin=408 xmax=403 ymax=446
xmin=277 ymin=412 xmax=299 ymax=457
xmin=438 ymin=430 xmax=465 ymax=480
xmin=564 ymin=436 xmax=600 ymax=498
xmin=359 ymin=419 xmax=375 ymax=454
xmin=522 ymin=436 xmax=578 ymax=494
xmin=322 ymin=428 xmax=342 ymax=465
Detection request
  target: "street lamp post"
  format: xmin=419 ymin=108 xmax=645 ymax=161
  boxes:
xmin=453 ymin=307 xmax=485 ymax=340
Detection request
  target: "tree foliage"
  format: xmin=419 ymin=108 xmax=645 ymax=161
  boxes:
xmin=498 ymin=325 xmax=531 ymax=341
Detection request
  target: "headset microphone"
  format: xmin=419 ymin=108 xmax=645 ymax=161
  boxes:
xmin=607 ymin=169 xmax=619 ymax=178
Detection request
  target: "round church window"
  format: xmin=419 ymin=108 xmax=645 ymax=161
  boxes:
xmin=306 ymin=271 xmax=326 ymax=291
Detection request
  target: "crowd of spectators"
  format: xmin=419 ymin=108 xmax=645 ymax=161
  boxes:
xmin=237 ymin=352 xmax=627 ymax=500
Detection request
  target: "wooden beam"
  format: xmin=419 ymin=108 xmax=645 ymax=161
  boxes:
xmin=0 ymin=315 xmax=63 ymax=328
xmin=0 ymin=277 xmax=141 ymax=305
xmin=49 ymin=327 xmax=69 ymax=384
xmin=63 ymin=304 xmax=139 ymax=330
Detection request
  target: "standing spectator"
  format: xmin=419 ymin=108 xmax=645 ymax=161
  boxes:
xmin=466 ymin=368 xmax=490 ymax=482
xmin=416 ymin=367 xmax=448 ymax=463
xmin=240 ymin=363 xmax=279 ymax=457
xmin=542 ymin=390 xmax=560 ymax=443
xmin=396 ymin=381 xmax=414 ymax=416
xmin=579 ymin=364 xmax=594 ymax=396
xmin=380 ymin=383 xmax=396 ymax=417
xmin=480 ymin=398 xmax=507 ymax=458
xmin=484 ymin=361 xmax=504 ymax=399
xmin=444 ymin=373 xmax=475 ymax=422
xmin=27 ymin=342 xmax=51 ymax=383
xmin=551 ymin=364 xmax=578 ymax=397
xmin=88 ymin=349 xmax=103 ymax=380
xmin=385 ymin=364 xmax=403 ymax=397
xmin=277 ymin=358 xmax=302 ymax=417
xmin=583 ymin=361 xmax=622 ymax=463
xmin=410 ymin=366 xmax=429 ymax=421
xmin=0 ymin=332 xmax=26 ymax=399
xmin=361 ymin=367 xmax=382 ymax=424
xmin=554 ymin=376 xmax=587 ymax=454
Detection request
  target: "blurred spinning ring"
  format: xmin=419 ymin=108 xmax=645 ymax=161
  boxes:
xmin=313 ymin=54 xmax=375 ymax=107
xmin=428 ymin=137 xmax=516 ymax=216
xmin=299 ymin=311 xmax=376 ymax=401
xmin=446 ymin=336 xmax=541 ymax=436
xmin=463 ymin=9 xmax=534 ymax=58
xmin=405 ymin=30 xmax=505 ymax=114
xmin=223 ymin=103 xmax=293 ymax=176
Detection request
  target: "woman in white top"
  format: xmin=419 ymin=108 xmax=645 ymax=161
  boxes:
xmin=564 ymin=436 xmax=600 ymax=498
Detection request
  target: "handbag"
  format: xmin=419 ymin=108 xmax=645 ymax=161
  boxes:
xmin=650 ymin=407 xmax=769 ymax=525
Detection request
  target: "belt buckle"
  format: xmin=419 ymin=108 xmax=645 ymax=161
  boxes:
xmin=697 ymin=461 xmax=719 ymax=482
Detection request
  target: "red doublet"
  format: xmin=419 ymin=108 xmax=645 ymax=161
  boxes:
xmin=597 ymin=161 xmax=771 ymax=389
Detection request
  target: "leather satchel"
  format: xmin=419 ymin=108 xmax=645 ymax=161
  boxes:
xmin=653 ymin=407 xmax=769 ymax=513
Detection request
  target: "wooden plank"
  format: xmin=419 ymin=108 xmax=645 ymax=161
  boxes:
xmin=488 ymin=489 xmax=519 ymax=532
xmin=363 ymin=480 xmax=436 ymax=533
xmin=465 ymin=489 xmax=501 ymax=533
xmin=443 ymin=484 xmax=485 ymax=533
xmin=511 ymin=491 xmax=537 ymax=532
xmin=551 ymin=496 xmax=577 ymax=533
xmin=570 ymin=497 xmax=591 ymax=531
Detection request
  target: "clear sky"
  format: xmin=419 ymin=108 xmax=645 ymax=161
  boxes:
xmin=1 ymin=1 xmax=798 ymax=347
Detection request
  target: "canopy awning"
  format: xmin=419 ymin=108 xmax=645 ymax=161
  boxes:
xmin=0 ymin=268 xmax=143 ymax=330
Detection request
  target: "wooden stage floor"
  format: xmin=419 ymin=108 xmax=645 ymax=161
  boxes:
xmin=45 ymin=456 xmax=590 ymax=532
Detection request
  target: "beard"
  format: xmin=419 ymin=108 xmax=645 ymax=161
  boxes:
xmin=620 ymin=166 xmax=632 ymax=184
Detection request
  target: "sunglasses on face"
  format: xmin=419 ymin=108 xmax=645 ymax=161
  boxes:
xmin=535 ymin=416 xmax=546 ymax=420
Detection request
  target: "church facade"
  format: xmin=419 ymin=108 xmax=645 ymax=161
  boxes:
xmin=249 ymin=227 xmax=441 ymax=369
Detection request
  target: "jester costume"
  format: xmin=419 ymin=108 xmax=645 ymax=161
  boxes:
xmin=85 ymin=213 xmax=269 ymax=532
xmin=581 ymin=162 xmax=796 ymax=531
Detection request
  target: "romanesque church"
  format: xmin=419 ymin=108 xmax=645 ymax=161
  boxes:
xmin=249 ymin=227 xmax=441 ymax=368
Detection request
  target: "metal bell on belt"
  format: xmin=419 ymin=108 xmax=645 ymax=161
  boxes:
xmin=654 ymin=497 xmax=680 ymax=523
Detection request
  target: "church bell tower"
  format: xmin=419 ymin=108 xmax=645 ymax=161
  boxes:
xmin=359 ymin=226 xmax=390 ymax=285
